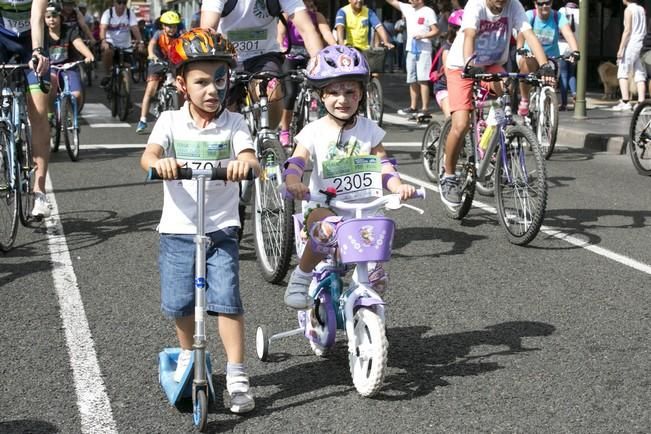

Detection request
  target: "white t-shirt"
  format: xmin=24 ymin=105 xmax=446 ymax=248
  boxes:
xmin=295 ymin=116 xmax=386 ymax=215
xmin=202 ymin=0 xmax=306 ymax=62
xmin=148 ymin=104 xmax=254 ymax=234
xmin=626 ymin=3 xmax=647 ymax=46
xmin=446 ymin=0 xmax=530 ymax=69
xmin=398 ymin=2 xmax=437 ymax=53
xmin=558 ymin=5 xmax=579 ymax=55
xmin=100 ymin=7 xmax=138 ymax=48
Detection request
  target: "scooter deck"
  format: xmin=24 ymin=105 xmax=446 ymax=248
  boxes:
xmin=159 ymin=347 xmax=216 ymax=406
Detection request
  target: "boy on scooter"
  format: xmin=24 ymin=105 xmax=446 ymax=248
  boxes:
xmin=140 ymin=28 xmax=260 ymax=414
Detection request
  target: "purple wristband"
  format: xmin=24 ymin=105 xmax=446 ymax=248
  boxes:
xmin=284 ymin=156 xmax=306 ymax=170
xmin=283 ymin=167 xmax=302 ymax=180
xmin=382 ymin=172 xmax=400 ymax=190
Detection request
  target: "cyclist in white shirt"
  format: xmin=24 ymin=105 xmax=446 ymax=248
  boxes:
xmin=99 ymin=0 xmax=144 ymax=86
xmin=201 ymin=0 xmax=324 ymax=127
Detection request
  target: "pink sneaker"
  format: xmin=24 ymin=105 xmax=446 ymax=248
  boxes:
xmin=517 ymin=100 xmax=529 ymax=117
xmin=279 ymin=129 xmax=290 ymax=148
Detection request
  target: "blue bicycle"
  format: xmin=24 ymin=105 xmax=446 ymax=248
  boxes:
xmin=51 ymin=60 xmax=85 ymax=161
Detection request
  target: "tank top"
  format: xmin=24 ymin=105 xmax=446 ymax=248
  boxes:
xmin=627 ymin=3 xmax=646 ymax=45
xmin=284 ymin=10 xmax=317 ymax=47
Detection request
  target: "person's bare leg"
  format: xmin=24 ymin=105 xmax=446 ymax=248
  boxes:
xmin=619 ymin=78 xmax=630 ymax=101
xmin=175 ymin=316 xmax=194 ymax=350
xmin=218 ymin=314 xmax=245 ymax=363
xmin=636 ymin=80 xmax=646 ymax=103
xmin=27 ymin=92 xmax=50 ymax=194
xmin=409 ymin=82 xmax=418 ymax=111
xmin=419 ymin=82 xmax=430 ymax=113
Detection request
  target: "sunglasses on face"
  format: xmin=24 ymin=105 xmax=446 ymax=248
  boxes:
xmin=116 ymin=0 xmax=126 ymax=4
xmin=536 ymin=1 xmax=551 ymax=5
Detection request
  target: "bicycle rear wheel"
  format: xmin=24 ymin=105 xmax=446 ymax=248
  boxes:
xmin=366 ymin=77 xmax=384 ymax=127
xmin=62 ymin=96 xmax=80 ymax=161
xmin=495 ymin=125 xmax=547 ymax=245
xmin=435 ymin=119 xmax=475 ymax=219
xmin=253 ymin=138 xmax=294 ymax=284
xmin=421 ymin=120 xmax=441 ymax=183
xmin=117 ymin=70 xmax=130 ymax=121
xmin=17 ymin=121 xmax=35 ymax=226
xmin=629 ymin=100 xmax=651 ymax=176
xmin=538 ymin=88 xmax=559 ymax=160
xmin=0 ymin=128 xmax=19 ymax=251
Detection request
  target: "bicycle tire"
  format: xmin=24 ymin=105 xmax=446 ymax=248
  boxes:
xmin=435 ymin=118 xmax=475 ymax=220
xmin=17 ymin=120 xmax=35 ymax=226
xmin=253 ymin=138 xmax=294 ymax=284
xmin=348 ymin=307 xmax=387 ymax=398
xmin=52 ymin=100 xmax=62 ymax=152
xmin=366 ymin=77 xmax=384 ymax=127
xmin=538 ymin=87 xmax=559 ymax=160
xmin=0 ymin=128 xmax=19 ymax=251
xmin=130 ymin=59 xmax=141 ymax=84
xmin=628 ymin=100 xmax=651 ymax=176
xmin=110 ymin=76 xmax=118 ymax=118
xmin=62 ymin=96 xmax=80 ymax=162
xmin=118 ymin=69 xmax=130 ymax=121
xmin=495 ymin=125 xmax=547 ymax=245
xmin=421 ymin=120 xmax=441 ymax=183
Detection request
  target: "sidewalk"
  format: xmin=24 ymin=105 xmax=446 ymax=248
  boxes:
xmin=378 ymin=72 xmax=632 ymax=154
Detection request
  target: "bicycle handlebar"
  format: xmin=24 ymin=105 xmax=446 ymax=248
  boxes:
xmin=147 ymin=167 xmax=256 ymax=181
xmin=51 ymin=60 xmax=86 ymax=71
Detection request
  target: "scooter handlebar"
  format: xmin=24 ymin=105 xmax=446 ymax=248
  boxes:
xmin=147 ymin=167 xmax=256 ymax=181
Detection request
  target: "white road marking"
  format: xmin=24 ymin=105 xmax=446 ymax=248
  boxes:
xmin=383 ymin=142 xmax=420 ymax=148
xmin=44 ymin=173 xmax=118 ymax=434
xmin=400 ymin=173 xmax=651 ymax=276
xmin=82 ymin=103 xmax=129 ymax=128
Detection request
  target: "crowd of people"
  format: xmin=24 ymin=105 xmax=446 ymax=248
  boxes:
xmin=2 ymin=0 xmax=649 ymax=418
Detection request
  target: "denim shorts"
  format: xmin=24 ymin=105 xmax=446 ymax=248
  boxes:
xmin=159 ymin=227 xmax=243 ymax=318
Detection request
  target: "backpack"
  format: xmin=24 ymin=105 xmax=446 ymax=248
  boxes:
xmin=109 ymin=6 xmax=131 ymax=22
xmin=531 ymin=9 xmax=559 ymax=29
xmin=222 ymin=0 xmax=282 ymax=17
xmin=428 ymin=46 xmax=445 ymax=83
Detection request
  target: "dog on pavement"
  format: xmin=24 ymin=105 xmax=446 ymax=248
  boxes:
xmin=597 ymin=61 xmax=637 ymax=100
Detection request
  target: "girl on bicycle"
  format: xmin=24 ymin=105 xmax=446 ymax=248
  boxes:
xmin=283 ymin=45 xmax=416 ymax=310
xmin=45 ymin=3 xmax=94 ymax=124
xmin=431 ymin=8 xmax=463 ymax=118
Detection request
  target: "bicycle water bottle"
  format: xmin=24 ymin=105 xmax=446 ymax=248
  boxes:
xmin=479 ymin=102 xmax=501 ymax=154
xmin=265 ymin=154 xmax=280 ymax=181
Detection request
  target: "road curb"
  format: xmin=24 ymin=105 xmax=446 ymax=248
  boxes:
xmin=557 ymin=125 xmax=628 ymax=154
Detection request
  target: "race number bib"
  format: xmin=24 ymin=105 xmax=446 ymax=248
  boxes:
xmin=322 ymin=155 xmax=382 ymax=201
xmin=227 ymin=28 xmax=268 ymax=56
xmin=1 ymin=10 xmax=30 ymax=35
xmin=174 ymin=140 xmax=231 ymax=170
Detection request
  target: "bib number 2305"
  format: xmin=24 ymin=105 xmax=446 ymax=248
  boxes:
xmin=333 ymin=172 xmax=374 ymax=193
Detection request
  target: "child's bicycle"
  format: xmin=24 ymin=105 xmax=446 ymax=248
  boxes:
xmin=150 ymin=166 xmax=255 ymax=432
xmin=255 ymin=186 xmax=425 ymax=397
xmin=50 ymin=60 xmax=85 ymax=161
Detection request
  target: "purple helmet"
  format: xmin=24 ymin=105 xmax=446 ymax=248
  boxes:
xmin=305 ymin=45 xmax=369 ymax=89
xmin=448 ymin=9 xmax=463 ymax=27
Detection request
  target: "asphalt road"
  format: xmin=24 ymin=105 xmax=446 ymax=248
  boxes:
xmin=1 ymin=75 xmax=650 ymax=434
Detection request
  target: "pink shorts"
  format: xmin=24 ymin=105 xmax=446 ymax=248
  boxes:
xmin=445 ymin=65 xmax=505 ymax=113
xmin=435 ymin=89 xmax=448 ymax=107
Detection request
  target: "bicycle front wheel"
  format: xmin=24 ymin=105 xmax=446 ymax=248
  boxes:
xmin=17 ymin=120 xmax=35 ymax=226
xmin=629 ymin=100 xmax=651 ymax=176
xmin=348 ymin=307 xmax=387 ymax=398
xmin=435 ymin=119 xmax=475 ymax=219
xmin=421 ymin=120 xmax=441 ymax=183
xmin=0 ymin=128 xmax=19 ymax=251
xmin=366 ymin=77 xmax=384 ymax=126
xmin=495 ymin=125 xmax=547 ymax=245
xmin=253 ymin=139 xmax=294 ymax=283
xmin=117 ymin=70 xmax=130 ymax=121
xmin=62 ymin=96 xmax=80 ymax=161
xmin=538 ymin=87 xmax=559 ymax=160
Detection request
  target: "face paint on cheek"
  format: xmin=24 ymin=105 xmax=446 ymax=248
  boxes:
xmin=213 ymin=64 xmax=229 ymax=102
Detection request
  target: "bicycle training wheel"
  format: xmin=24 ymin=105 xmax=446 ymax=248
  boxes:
xmin=0 ymin=128 xmax=19 ymax=251
xmin=253 ymin=139 xmax=294 ymax=284
xmin=435 ymin=119 xmax=475 ymax=220
xmin=366 ymin=77 xmax=384 ymax=127
xmin=348 ymin=307 xmax=387 ymax=397
xmin=421 ymin=120 xmax=441 ymax=183
xmin=538 ymin=87 xmax=559 ymax=160
xmin=62 ymin=96 xmax=80 ymax=161
xmin=117 ymin=70 xmax=130 ymax=121
xmin=495 ymin=125 xmax=547 ymax=245
xmin=17 ymin=121 xmax=35 ymax=226
xmin=628 ymin=100 xmax=651 ymax=176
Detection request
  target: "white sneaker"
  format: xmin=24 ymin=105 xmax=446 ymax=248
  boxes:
xmin=226 ymin=373 xmax=255 ymax=414
xmin=284 ymin=269 xmax=313 ymax=310
xmin=32 ymin=192 xmax=52 ymax=218
xmin=611 ymin=101 xmax=632 ymax=111
xmin=173 ymin=349 xmax=192 ymax=383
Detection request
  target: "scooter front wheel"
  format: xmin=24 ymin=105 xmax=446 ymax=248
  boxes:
xmin=348 ymin=307 xmax=388 ymax=397
xmin=193 ymin=389 xmax=208 ymax=432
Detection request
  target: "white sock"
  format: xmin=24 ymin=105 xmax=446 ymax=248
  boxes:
xmin=140 ymin=117 xmax=147 ymax=123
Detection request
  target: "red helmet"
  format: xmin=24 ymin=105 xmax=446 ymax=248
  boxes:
xmin=169 ymin=28 xmax=236 ymax=71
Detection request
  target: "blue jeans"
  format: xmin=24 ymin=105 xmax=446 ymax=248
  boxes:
xmin=159 ymin=227 xmax=243 ymax=318
xmin=558 ymin=59 xmax=577 ymax=106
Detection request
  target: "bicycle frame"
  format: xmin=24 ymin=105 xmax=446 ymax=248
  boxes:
xmin=0 ymin=64 xmax=29 ymax=192
xmin=53 ymin=63 xmax=82 ymax=134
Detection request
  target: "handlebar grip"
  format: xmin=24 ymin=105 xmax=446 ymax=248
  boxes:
xmin=147 ymin=167 xmax=256 ymax=181
xmin=412 ymin=187 xmax=426 ymax=200
xmin=31 ymin=56 xmax=50 ymax=94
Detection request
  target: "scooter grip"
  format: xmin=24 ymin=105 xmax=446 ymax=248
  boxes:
xmin=147 ymin=167 xmax=255 ymax=181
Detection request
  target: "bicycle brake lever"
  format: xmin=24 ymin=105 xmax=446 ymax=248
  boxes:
xmin=401 ymin=203 xmax=425 ymax=215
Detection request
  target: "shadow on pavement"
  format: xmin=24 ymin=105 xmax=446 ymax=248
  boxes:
xmin=0 ymin=419 xmax=60 ymax=433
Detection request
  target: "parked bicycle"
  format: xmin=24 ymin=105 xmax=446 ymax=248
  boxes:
xmin=232 ymin=70 xmax=294 ymax=283
xmin=103 ymin=43 xmax=134 ymax=121
xmin=0 ymin=61 xmax=43 ymax=251
xmin=51 ymin=60 xmax=86 ymax=161
xmin=256 ymin=186 xmax=425 ymax=397
xmin=436 ymin=66 xmax=548 ymax=245
xmin=628 ymin=100 xmax=651 ymax=176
